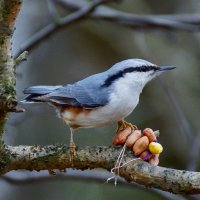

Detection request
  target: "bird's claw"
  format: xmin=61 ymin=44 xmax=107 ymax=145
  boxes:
xmin=123 ymin=121 xmax=138 ymax=130
xmin=48 ymin=169 xmax=56 ymax=175
xmin=69 ymin=142 xmax=76 ymax=167
xmin=117 ymin=120 xmax=138 ymax=134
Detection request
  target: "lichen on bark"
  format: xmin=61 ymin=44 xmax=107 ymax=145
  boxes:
xmin=0 ymin=0 xmax=22 ymax=134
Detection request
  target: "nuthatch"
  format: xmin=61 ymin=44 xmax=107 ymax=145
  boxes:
xmin=22 ymin=59 xmax=175 ymax=163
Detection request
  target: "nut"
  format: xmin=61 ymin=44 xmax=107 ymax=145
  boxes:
xmin=149 ymin=142 xmax=163 ymax=154
xmin=112 ymin=127 xmax=132 ymax=145
xmin=149 ymin=154 xmax=159 ymax=165
xmin=139 ymin=150 xmax=153 ymax=161
xmin=133 ymin=136 xmax=149 ymax=156
xmin=125 ymin=130 xmax=142 ymax=147
xmin=143 ymin=128 xmax=157 ymax=142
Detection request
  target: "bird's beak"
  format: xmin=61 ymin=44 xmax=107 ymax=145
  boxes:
xmin=157 ymin=66 xmax=176 ymax=72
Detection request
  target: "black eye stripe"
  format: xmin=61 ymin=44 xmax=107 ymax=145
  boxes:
xmin=131 ymin=65 xmax=158 ymax=72
xmin=102 ymin=65 xmax=157 ymax=87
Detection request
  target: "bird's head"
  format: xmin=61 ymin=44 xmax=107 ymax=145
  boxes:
xmin=103 ymin=59 xmax=175 ymax=89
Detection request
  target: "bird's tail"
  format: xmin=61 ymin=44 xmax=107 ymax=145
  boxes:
xmin=21 ymin=85 xmax=61 ymax=103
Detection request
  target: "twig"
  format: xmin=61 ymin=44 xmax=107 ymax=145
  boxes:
xmin=57 ymin=0 xmax=200 ymax=31
xmin=14 ymin=0 xmax=116 ymax=58
xmin=14 ymin=0 xmax=200 ymax=58
xmin=14 ymin=51 xmax=28 ymax=67
xmin=46 ymin=0 xmax=61 ymax=23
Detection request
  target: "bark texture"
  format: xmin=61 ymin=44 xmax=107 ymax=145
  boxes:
xmin=0 ymin=145 xmax=199 ymax=194
xmin=0 ymin=0 xmax=22 ymax=134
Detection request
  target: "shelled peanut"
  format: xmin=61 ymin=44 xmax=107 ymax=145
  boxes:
xmin=112 ymin=127 xmax=132 ymax=145
xmin=112 ymin=127 xmax=163 ymax=165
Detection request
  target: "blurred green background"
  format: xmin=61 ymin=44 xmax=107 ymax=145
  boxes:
xmin=1 ymin=0 xmax=200 ymax=199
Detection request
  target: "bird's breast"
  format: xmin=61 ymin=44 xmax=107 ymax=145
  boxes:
xmin=106 ymin=90 xmax=139 ymax=119
xmin=107 ymin=77 xmax=141 ymax=118
xmin=58 ymin=94 xmax=139 ymax=129
xmin=59 ymin=106 xmax=93 ymax=128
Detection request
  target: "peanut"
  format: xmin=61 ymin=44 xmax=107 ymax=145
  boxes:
xmin=139 ymin=150 xmax=153 ymax=161
xmin=143 ymin=128 xmax=156 ymax=142
xmin=133 ymin=136 xmax=149 ymax=156
xmin=112 ymin=127 xmax=132 ymax=145
xmin=149 ymin=154 xmax=159 ymax=165
xmin=125 ymin=130 xmax=142 ymax=147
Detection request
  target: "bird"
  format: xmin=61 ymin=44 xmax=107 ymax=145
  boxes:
xmin=22 ymin=58 xmax=175 ymax=164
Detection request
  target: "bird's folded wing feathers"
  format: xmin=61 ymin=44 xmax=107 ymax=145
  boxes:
xmin=23 ymin=85 xmax=62 ymax=94
xmin=33 ymin=84 xmax=108 ymax=108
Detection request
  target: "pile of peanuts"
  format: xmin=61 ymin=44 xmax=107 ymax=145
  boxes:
xmin=112 ymin=127 xmax=163 ymax=165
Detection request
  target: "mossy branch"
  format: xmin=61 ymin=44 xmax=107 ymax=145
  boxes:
xmin=0 ymin=144 xmax=199 ymax=195
xmin=0 ymin=0 xmax=22 ymax=134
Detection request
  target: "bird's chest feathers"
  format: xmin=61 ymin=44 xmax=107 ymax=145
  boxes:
xmin=106 ymin=76 xmax=142 ymax=118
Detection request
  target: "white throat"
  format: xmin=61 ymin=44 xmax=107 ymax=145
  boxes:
xmin=107 ymin=73 xmax=146 ymax=120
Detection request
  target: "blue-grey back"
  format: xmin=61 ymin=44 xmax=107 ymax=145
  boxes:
xmin=50 ymin=70 xmax=111 ymax=107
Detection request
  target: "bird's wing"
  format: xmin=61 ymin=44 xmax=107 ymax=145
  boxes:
xmin=36 ymin=83 xmax=109 ymax=108
xmin=30 ymin=69 xmax=110 ymax=108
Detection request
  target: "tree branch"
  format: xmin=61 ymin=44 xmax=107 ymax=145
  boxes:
xmin=0 ymin=144 xmax=199 ymax=195
xmin=0 ymin=0 xmax=22 ymax=133
xmin=14 ymin=50 xmax=28 ymax=67
xmin=14 ymin=0 xmax=200 ymax=58
xmin=14 ymin=0 xmax=117 ymax=58
xmin=57 ymin=0 xmax=200 ymax=30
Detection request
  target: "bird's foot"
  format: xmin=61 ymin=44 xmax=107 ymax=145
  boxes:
xmin=117 ymin=120 xmax=138 ymax=133
xmin=69 ymin=142 xmax=76 ymax=167
xmin=48 ymin=169 xmax=56 ymax=175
